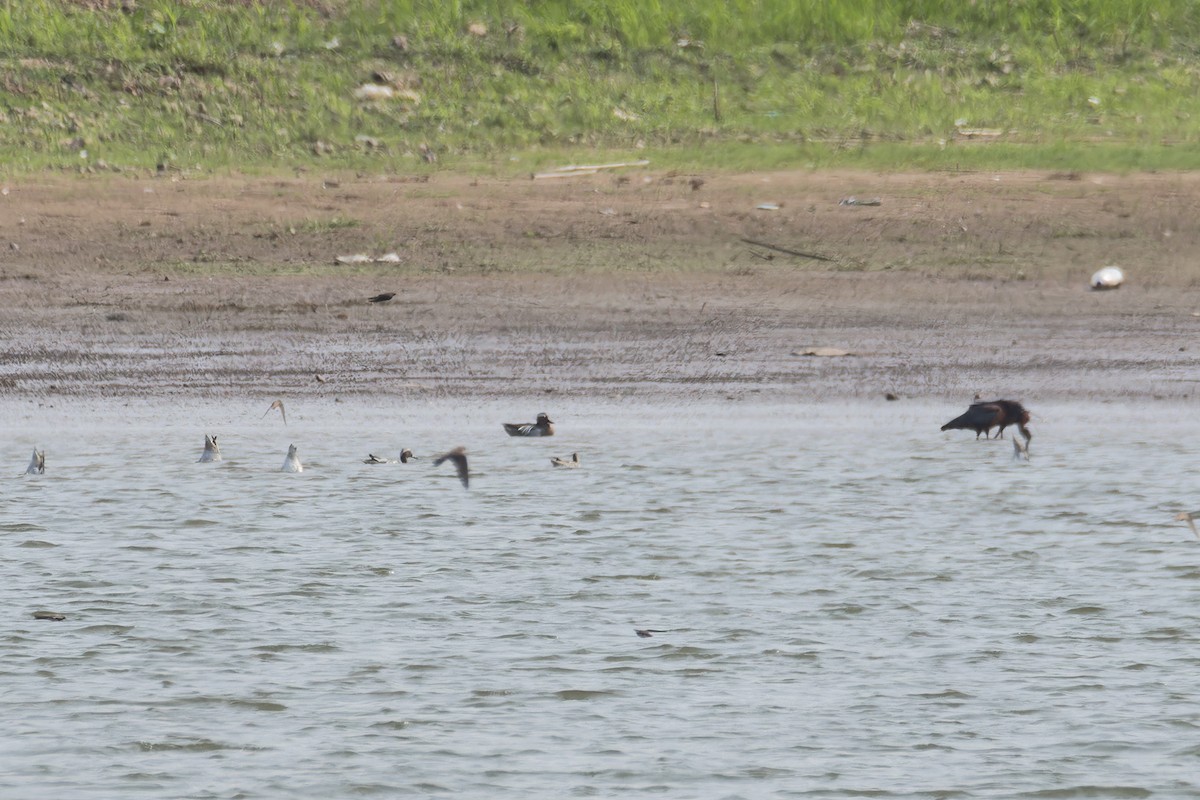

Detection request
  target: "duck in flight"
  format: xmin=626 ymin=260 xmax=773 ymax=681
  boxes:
xmin=1175 ymin=511 xmax=1200 ymax=539
xmin=434 ymin=446 xmax=469 ymax=488
xmin=551 ymin=452 xmax=580 ymax=468
xmin=25 ymin=449 xmax=44 ymax=475
xmin=263 ymin=399 xmax=287 ymax=426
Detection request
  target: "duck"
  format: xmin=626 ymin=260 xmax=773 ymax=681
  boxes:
xmin=198 ymin=434 xmax=221 ymax=463
xmin=363 ymin=449 xmax=417 ymax=465
xmin=281 ymin=443 xmax=303 ymax=473
xmin=503 ymin=412 xmax=554 ymax=437
xmin=434 ymin=446 xmax=469 ymax=488
xmin=25 ymin=449 xmax=44 ymax=475
xmin=551 ymin=452 xmax=580 ymax=468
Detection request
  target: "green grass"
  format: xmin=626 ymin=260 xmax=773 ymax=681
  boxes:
xmin=3 ymin=0 xmax=1200 ymax=175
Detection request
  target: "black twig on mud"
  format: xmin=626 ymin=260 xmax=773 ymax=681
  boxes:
xmin=740 ymin=238 xmax=836 ymax=262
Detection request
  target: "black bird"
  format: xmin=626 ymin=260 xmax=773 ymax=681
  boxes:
xmin=941 ymin=399 xmax=1031 ymax=442
xmin=434 ymin=446 xmax=469 ymax=488
xmin=635 ymin=629 xmax=667 ymax=638
xmin=368 ymin=292 xmax=396 ymax=303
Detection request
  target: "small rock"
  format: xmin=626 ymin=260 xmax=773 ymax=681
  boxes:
xmin=1090 ymin=266 xmax=1124 ymax=290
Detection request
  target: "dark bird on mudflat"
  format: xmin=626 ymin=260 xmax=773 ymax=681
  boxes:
xmin=503 ymin=412 xmax=554 ymax=437
xmin=434 ymin=446 xmax=469 ymax=488
xmin=368 ymin=292 xmax=396 ymax=303
xmin=941 ymin=399 xmax=1031 ymax=442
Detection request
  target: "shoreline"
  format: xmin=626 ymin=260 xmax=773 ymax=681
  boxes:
xmin=1 ymin=170 xmax=1199 ymax=402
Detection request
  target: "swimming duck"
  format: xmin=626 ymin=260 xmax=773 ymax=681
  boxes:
xmin=434 ymin=446 xmax=469 ymax=488
xmin=363 ymin=449 xmax=416 ymax=465
xmin=198 ymin=434 xmax=221 ymax=463
xmin=551 ymin=452 xmax=580 ymax=468
xmin=281 ymin=443 xmax=303 ymax=473
xmin=503 ymin=412 xmax=554 ymax=437
xmin=25 ymin=449 xmax=44 ymax=475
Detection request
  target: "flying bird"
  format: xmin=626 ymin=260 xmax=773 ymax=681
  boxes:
xmin=434 ymin=446 xmax=469 ymax=488
xmin=503 ymin=412 xmax=554 ymax=437
xmin=1175 ymin=511 xmax=1200 ymax=539
xmin=368 ymin=292 xmax=396 ymax=303
xmin=263 ymin=399 xmax=287 ymax=426
xmin=551 ymin=452 xmax=580 ymax=468
xmin=198 ymin=434 xmax=221 ymax=462
xmin=25 ymin=449 xmax=44 ymax=475
xmin=363 ymin=454 xmax=391 ymax=464
xmin=941 ymin=399 xmax=1031 ymax=442
xmin=399 ymin=448 xmax=416 ymax=463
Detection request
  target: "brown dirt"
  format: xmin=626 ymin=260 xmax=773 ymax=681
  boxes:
xmin=1 ymin=168 xmax=1199 ymax=403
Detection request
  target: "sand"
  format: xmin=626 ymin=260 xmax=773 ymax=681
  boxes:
xmin=1 ymin=168 xmax=1198 ymax=403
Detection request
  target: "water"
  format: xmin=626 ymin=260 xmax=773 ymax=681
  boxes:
xmin=2 ymin=399 xmax=1199 ymax=798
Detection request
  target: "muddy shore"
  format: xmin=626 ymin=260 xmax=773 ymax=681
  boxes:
xmin=1 ymin=169 xmax=1198 ymax=404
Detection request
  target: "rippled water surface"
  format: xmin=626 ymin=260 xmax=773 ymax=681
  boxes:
xmin=3 ymin=399 xmax=1199 ymax=798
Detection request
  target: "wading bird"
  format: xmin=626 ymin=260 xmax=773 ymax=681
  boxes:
xmin=941 ymin=399 xmax=1031 ymax=442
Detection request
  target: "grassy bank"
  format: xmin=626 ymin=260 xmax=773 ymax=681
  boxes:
xmin=3 ymin=0 xmax=1200 ymax=176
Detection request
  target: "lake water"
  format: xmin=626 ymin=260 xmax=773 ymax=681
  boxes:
xmin=2 ymin=398 xmax=1198 ymax=798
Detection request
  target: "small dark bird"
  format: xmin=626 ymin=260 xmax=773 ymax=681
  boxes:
xmin=399 ymin=448 xmax=416 ymax=463
xmin=368 ymin=292 xmax=396 ymax=303
xmin=941 ymin=399 xmax=1031 ymax=442
xmin=635 ymin=629 xmax=667 ymax=638
xmin=503 ymin=412 xmax=554 ymax=437
xmin=434 ymin=446 xmax=469 ymax=488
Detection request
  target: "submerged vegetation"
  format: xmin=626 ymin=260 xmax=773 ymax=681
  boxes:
xmin=2 ymin=0 xmax=1200 ymax=174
